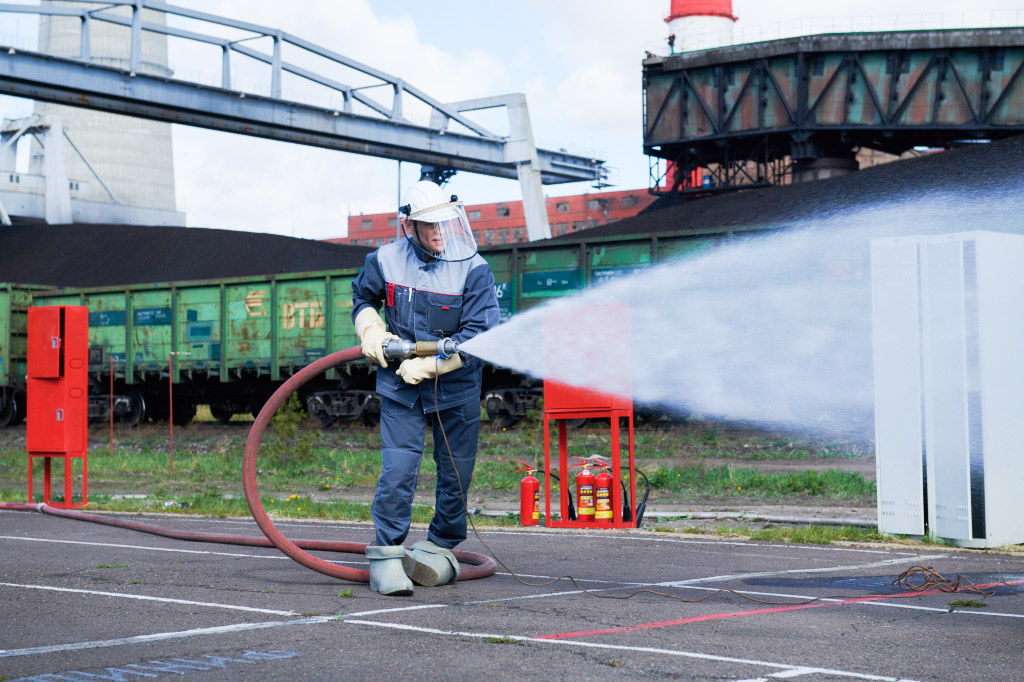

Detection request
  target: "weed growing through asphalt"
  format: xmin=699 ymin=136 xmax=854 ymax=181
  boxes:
xmin=337 ymin=588 xmax=354 ymax=598
xmin=484 ymin=636 xmax=517 ymax=644
xmin=948 ymin=599 xmax=986 ymax=609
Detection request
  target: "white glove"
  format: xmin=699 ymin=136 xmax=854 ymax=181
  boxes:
xmin=355 ymin=307 xmax=398 ymax=367
xmin=396 ymin=354 xmax=463 ymax=385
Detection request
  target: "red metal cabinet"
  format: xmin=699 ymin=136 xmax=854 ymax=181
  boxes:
xmin=26 ymin=306 xmax=89 ymax=508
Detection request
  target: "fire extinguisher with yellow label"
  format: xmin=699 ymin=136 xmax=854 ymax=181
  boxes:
xmin=591 ymin=457 xmax=613 ymax=525
xmin=572 ymin=456 xmax=595 ymax=523
xmin=516 ymin=461 xmax=540 ymax=527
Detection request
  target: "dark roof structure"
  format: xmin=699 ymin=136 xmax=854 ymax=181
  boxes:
xmin=556 ymin=134 xmax=1024 ymax=241
xmin=0 ymin=223 xmax=372 ymax=288
xmin=2 ymin=134 xmax=1022 ymax=289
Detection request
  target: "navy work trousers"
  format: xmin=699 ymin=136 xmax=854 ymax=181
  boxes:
xmin=372 ymin=395 xmax=481 ymax=549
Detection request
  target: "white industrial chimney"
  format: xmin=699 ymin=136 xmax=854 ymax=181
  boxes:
xmin=27 ymin=0 xmax=183 ymax=225
xmin=665 ymin=0 xmax=737 ymax=53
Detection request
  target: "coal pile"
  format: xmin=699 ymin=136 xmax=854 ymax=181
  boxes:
xmin=557 ymin=133 xmax=1024 ymax=241
xmin=0 ymin=223 xmax=372 ymax=288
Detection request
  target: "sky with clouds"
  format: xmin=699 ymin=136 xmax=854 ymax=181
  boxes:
xmin=1 ymin=0 xmax=1021 ymax=239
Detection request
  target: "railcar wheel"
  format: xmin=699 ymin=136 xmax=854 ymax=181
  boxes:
xmin=0 ymin=394 xmax=16 ymax=428
xmin=118 ymin=392 xmax=146 ymax=427
xmin=209 ymin=404 xmax=234 ymax=424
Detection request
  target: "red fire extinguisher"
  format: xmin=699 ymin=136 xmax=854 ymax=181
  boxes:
xmin=572 ymin=456 xmax=595 ymax=523
xmin=591 ymin=457 xmax=613 ymax=525
xmin=516 ymin=461 xmax=540 ymax=527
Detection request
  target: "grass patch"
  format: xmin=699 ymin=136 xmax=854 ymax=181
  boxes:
xmin=948 ymin=599 xmax=986 ymax=608
xmin=704 ymin=523 xmax=883 ymax=544
xmin=483 ymin=636 xmax=517 ymax=644
xmin=0 ymin=421 xmax=876 ymax=514
xmin=337 ymin=588 xmax=354 ymax=598
xmin=645 ymin=464 xmax=874 ymax=499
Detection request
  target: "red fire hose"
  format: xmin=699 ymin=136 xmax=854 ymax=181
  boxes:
xmin=0 ymin=346 xmax=498 ymax=584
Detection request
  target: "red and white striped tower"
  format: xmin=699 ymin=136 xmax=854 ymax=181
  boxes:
xmin=663 ymin=1 xmax=738 ymax=190
xmin=665 ymin=0 xmax=737 ymax=53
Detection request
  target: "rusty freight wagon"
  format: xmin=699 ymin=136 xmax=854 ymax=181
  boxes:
xmin=14 ymin=227 xmax=737 ymax=429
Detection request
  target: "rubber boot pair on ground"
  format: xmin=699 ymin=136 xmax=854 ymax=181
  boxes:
xmin=365 ymin=540 xmax=460 ymax=596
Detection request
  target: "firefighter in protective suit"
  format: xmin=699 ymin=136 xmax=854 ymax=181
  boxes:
xmin=351 ymin=180 xmax=500 ymax=596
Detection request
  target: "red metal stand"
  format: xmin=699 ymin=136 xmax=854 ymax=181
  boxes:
xmin=542 ymin=382 xmax=636 ymax=529
xmin=26 ymin=306 xmax=89 ymax=508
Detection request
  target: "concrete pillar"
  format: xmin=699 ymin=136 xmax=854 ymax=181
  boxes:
xmin=41 ymin=115 xmax=72 ymax=224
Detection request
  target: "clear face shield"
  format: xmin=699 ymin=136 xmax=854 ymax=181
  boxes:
xmin=400 ymin=199 xmax=478 ymax=262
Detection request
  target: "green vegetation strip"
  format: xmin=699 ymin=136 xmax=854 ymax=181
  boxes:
xmin=655 ymin=524 xmax=886 ymax=544
xmin=0 ymin=405 xmax=875 ymax=525
xmin=0 ymin=442 xmax=872 ymax=498
xmin=645 ymin=464 xmax=875 ymax=498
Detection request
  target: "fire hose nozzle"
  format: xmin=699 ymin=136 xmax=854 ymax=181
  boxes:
xmin=382 ymin=337 xmax=459 ymax=362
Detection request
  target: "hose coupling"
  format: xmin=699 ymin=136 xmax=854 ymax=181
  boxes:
xmin=382 ymin=337 xmax=459 ymax=361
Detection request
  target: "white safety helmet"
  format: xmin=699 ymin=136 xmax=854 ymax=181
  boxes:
xmin=399 ymin=180 xmax=477 ymax=261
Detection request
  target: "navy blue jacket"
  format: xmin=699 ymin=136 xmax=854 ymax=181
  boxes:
xmin=351 ymin=238 xmax=500 ymax=412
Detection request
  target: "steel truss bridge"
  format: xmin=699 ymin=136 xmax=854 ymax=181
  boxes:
xmin=0 ymin=1 xmax=606 ymax=239
xmin=644 ymin=29 xmax=1024 ymax=195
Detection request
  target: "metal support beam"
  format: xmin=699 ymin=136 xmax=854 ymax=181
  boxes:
xmin=430 ymin=94 xmax=554 ymax=241
xmin=0 ymin=48 xmax=603 ymax=185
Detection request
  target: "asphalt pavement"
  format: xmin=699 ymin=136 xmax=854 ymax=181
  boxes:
xmin=2 ymin=509 xmax=1023 ymax=681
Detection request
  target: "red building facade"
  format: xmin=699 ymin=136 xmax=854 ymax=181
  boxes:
xmin=329 ymin=188 xmax=657 ymax=247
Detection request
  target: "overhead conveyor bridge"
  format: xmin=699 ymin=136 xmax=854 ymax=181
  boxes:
xmin=0 ymin=1 xmax=606 ymax=239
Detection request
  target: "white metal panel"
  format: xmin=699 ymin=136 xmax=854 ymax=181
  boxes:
xmin=870 ymin=240 xmax=925 ymax=535
xmin=921 ymin=240 xmax=971 ymax=541
xmin=975 ymin=233 xmax=1024 ymax=546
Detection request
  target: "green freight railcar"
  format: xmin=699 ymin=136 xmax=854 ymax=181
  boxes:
xmin=0 ymin=284 xmax=40 ymax=427
xmin=15 ymin=227 xmax=738 ymax=429
xmin=32 ymin=270 xmax=372 ymax=426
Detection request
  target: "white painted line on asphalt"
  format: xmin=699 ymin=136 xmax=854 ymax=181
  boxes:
xmin=0 ymin=535 xmax=288 ymax=560
xmin=346 ymin=604 xmax=446 ymax=617
xmin=469 ymin=529 xmax=901 ymax=555
xmin=0 ymin=617 xmax=330 ymax=658
xmin=519 ymin=573 xmax=1024 ymax=622
xmin=341 ymin=618 xmax=919 ymax=681
xmin=495 ymin=572 xmax=648 ymax=586
xmin=0 ymin=535 xmax=367 ymax=567
xmin=0 ymin=582 xmax=299 ymax=616
xmin=658 ymin=555 xmax=948 ymax=588
xmin=462 ymin=555 xmax=946 ymax=606
xmin=861 ymin=601 xmax=1024 ymax=619
xmin=119 ymin=516 xmax=900 ymax=556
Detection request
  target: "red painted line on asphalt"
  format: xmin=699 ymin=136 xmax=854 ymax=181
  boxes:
xmin=533 ymin=578 xmax=1024 ymax=640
